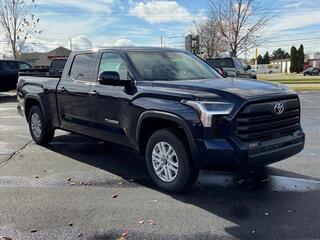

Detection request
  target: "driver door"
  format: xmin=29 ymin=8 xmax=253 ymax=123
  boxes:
xmin=88 ymin=51 xmax=133 ymax=146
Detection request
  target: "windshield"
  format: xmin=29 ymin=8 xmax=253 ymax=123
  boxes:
xmin=128 ymin=51 xmax=221 ymax=81
xmin=19 ymin=62 xmax=31 ymax=70
xmin=207 ymin=58 xmax=235 ymax=68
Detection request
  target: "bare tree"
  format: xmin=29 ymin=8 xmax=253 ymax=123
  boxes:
xmin=193 ymin=17 xmax=226 ymax=58
xmin=208 ymin=0 xmax=272 ymax=57
xmin=0 ymin=0 xmax=40 ymax=59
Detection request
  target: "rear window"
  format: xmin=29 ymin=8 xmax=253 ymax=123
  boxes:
xmin=69 ymin=54 xmax=96 ymax=81
xmin=51 ymin=59 xmax=67 ymax=70
xmin=207 ymin=58 xmax=235 ymax=68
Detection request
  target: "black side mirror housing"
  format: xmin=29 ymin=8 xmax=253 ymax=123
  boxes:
xmin=98 ymin=71 xmax=134 ymax=91
xmin=98 ymin=71 xmax=132 ymax=86
xmin=98 ymin=71 xmax=120 ymax=85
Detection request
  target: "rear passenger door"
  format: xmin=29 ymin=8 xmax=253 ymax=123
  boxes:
xmin=57 ymin=53 xmax=97 ymax=135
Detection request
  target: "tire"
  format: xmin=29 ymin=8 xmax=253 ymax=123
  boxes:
xmin=28 ymin=105 xmax=54 ymax=145
xmin=145 ymin=128 xmax=199 ymax=193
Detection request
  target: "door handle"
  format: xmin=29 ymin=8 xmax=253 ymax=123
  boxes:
xmin=89 ymin=90 xmax=100 ymax=97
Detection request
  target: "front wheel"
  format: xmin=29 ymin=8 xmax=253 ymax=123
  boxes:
xmin=145 ymin=128 xmax=199 ymax=193
xmin=28 ymin=106 xmax=54 ymax=145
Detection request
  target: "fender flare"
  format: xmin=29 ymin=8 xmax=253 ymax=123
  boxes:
xmin=24 ymin=94 xmax=46 ymax=119
xmin=136 ymin=110 xmax=197 ymax=159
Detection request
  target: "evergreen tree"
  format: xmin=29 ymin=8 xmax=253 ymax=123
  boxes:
xmin=263 ymin=51 xmax=270 ymax=64
xmin=290 ymin=46 xmax=298 ymax=73
xmin=271 ymin=48 xmax=290 ymax=60
xmin=297 ymin=44 xmax=304 ymax=73
xmin=257 ymin=55 xmax=264 ymax=64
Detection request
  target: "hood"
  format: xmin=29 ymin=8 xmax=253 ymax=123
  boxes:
xmin=147 ymin=78 xmax=295 ymax=101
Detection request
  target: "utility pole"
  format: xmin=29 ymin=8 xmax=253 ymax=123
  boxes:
xmin=227 ymin=0 xmax=232 ymax=57
xmin=68 ymin=38 xmax=73 ymax=50
xmin=160 ymin=36 xmax=163 ymax=47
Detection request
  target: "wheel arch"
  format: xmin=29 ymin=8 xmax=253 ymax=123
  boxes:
xmin=24 ymin=95 xmax=45 ymax=121
xmin=136 ymin=111 xmax=197 ymax=160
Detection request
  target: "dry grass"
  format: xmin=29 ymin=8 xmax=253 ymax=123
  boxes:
xmin=258 ymin=74 xmax=320 ymax=82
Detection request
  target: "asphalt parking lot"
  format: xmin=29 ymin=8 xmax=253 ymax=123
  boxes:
xmin=0 ymin=91 xmax=320 ymax=240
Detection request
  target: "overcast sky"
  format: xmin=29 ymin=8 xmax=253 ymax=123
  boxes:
xmin=1 ymin=0 xmax=320 ymax=57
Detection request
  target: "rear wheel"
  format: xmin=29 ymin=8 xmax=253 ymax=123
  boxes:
xmin=28 ymin=106 xmax=54 ymax=145
xmin=145 ymin=128 xmax=199 ymax=193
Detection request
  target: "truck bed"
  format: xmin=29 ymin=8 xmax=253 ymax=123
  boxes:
xmin=18 ymin=76 xmax=60 ymax=86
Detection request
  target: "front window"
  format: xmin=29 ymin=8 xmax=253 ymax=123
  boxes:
xmin=128 ymin=51 xmax=221 ymax=81
xmin=99 ymin=52 xmax=131 ymax=80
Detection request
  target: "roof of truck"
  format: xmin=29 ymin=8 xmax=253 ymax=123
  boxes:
xmin=73 ymin=47 xmax=187 ymax=54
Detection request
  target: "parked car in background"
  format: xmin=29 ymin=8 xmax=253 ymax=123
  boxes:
xmin=303 ymin=66 xmax=319 ymax=76
xmin=49 ymin=58 xmax=68 ymax=76
xmin=0 ymin=60 xmax=31 ymax=91
xmin=17 ymin=47 xmax=305 ymax=193
xmin=19 ymin=58 xmax=68 ymax=78
xmin=252 ymin=64 xmax=281 ymax=74
xmin=206 ymin=57 xmax=257 ymax=79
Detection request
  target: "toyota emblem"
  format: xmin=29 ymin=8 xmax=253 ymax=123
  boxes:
xmin=274 ymin=102 xmax=285 ymax=115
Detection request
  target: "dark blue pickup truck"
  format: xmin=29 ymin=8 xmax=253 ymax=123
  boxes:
xmin=17 ymin=47 xmax=305 ymax=192
xmin=0 ymin=60 xmax=31 ymax=91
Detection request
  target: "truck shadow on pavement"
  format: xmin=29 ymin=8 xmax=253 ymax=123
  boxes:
xmin=48 ymin=133 xmax=320 ymax=240
xmin=0 ymin=94 xmax=16 ymax=103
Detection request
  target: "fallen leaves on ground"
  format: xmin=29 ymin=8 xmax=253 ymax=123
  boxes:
xmin=116 ymin=230 xmax=128 ymax=240
xmin=138 ymin=220 xmax=145 ymax=224
xmin=148 ymin=219 xmax=156 ymax=225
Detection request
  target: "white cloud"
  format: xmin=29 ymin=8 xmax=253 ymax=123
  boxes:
xmin=285 ymin=1 xmax=304 ymax=8
xmin=113 ymin=39 xmax=136 ymax=46
xmin=129 ymin=1 xmax=192 ymax=24
xmin=103 ymin=38 xmax=136 ymax=47
xmin=72 ymin=35 xmax=93 ymax=50
xmin=268 ymin=10 xmax=320 ymax=31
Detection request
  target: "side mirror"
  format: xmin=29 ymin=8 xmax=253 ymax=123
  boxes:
xmin=98 ymin=71 xmax=133 ymax=88
xmin=98 ymin=71 xmax=120 ymax=84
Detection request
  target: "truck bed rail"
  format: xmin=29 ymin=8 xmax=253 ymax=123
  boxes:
xmin=19 ymin=68 xmax=61 ymax=78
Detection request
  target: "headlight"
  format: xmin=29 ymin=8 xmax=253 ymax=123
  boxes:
xmin=181 ymin=100 xmax=234 ymax=127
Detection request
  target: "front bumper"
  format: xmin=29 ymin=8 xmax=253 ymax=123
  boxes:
xmin=195 ymin=130 xmax=305 ymax=169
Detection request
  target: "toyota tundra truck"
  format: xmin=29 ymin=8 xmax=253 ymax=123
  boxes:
xmin=17 ymin=47 xmax=305 ymax=192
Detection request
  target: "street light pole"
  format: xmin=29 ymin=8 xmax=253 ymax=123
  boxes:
xmin=68 ymin=38 xmax=73 ymax=51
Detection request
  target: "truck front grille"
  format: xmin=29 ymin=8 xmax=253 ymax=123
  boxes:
xmin=235 ymin=98 xmax=301 ymax=142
